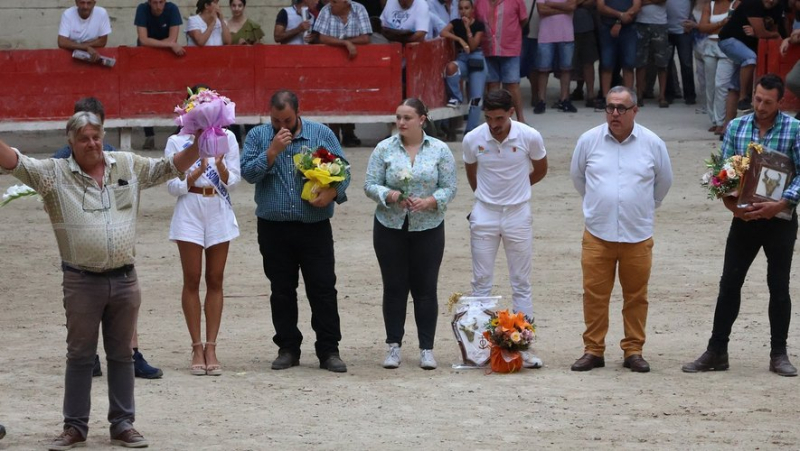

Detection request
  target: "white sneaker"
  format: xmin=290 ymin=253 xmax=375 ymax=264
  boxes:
xmin=447 ymin=98 xmax=461 ymax=108
xmin=420 ymin=349 xmax=437 ymax=370
xmin=383 ymin=343 xmax=401 ymax=369
xmin=521 ymin=350 xmax=543 ymax=368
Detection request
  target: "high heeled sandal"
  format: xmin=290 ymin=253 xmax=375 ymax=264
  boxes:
xmin=190 ymin=342 xmax=207 ymax=376
xmin=204 ymin=342 xmax=222 ymax=376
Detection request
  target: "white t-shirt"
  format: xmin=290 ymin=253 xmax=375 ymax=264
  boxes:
xmin=381 ymin=0 xmax=430 ymax=35
xmin=462 ymin=120 xmax=547 ymax=206
xmin=58 ymin=6 xmax=112 ymax=43
xmin=570 ymin=123 xmax=673 ymax=243
xmin=186 ymin=15 xmax=224 ymax=47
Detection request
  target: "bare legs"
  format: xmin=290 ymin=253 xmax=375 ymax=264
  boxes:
xmin=177 ymin=240 xmax=230 ymax=373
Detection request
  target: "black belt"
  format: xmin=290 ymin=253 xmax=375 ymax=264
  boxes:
xmin=62 ymin=263 xmax=134 ymax=277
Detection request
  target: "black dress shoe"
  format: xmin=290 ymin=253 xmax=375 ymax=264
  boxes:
xmin=570 ymin=353 xmax=605 ymax=371
xmin=682 ymin=350 xmax=729 ymax=373
xmin=623 ymin=354 xmax=651 ymax=373
xmin=769 ymin=354 xmax=798 ymax=377
xmin=271 ymin=351 xmax=300 ymax=370
xmin=320 ymin=354 xmax=347 ymax=373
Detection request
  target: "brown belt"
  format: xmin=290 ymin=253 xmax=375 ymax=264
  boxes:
xmin=188 ymin=186 xmax=216 ymax=197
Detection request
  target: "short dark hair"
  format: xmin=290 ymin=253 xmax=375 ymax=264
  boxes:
xmin=756 ymin=73 xmax=785 ymax=100
xmin=196 ymin=0 xmax=215 ymax=14
xmin=229 ymin=0 xmax=246 ymax=5
xmin=270 ymin=90 xmax=300 ymax=112
xmin=73 ymin=97 xmax=105 ymax=123
xmin=483 ymin=89 xmax=513 ymax=111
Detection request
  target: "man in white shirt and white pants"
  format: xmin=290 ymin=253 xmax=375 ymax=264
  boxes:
xmin=570 ymin=86 xmax=673 ymax=373
xmin=57 ymin=0 xmax=112 ymax=63
xmin=463 ymin=89 xmax=548 ymax=368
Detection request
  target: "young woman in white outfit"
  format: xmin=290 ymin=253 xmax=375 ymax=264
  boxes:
xmin=166 ymin=127 xmax=240 ymax=376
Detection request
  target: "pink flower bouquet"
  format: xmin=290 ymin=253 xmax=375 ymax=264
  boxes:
xmin=174 ymin=88 xmax=236 ymax=158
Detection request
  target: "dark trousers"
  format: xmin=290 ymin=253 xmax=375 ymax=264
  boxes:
xmin=257 ymin=218 xmax=341 ymax=360
xmin=62 ymin=269 xmax=139 ymax=439
xmin=666 ymin=33 xmax=696 ymax=102
xmin=708 ymin=215 xmax=798 ymax=356
xmin=373 ymin=217 xmax=445 ymax=349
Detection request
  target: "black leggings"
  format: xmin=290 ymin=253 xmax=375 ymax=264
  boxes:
xmin=373 ymin=217 xmax=445 ymax=349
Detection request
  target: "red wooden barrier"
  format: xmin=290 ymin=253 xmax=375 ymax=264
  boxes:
xmin=0 ymin=43 xmax=409 ymax=122
xmin=0 ymin=49 xmax=121 ymax=121
xmin=757 ymin=39 xmax=800 ymax=111
xmin=405 ymin=38 xmax=456 ymax=109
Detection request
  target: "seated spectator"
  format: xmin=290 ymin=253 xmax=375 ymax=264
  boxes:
xmin=187 ymin=0 xmax=233 ymax=46
xmin=135 ymin=0 xmax=185 ymax=150
xmin=442 ymin=0 xmax=486 ymax=133
xmin=781 ymin=8 xmax=800 ymax=118
xmin=57 ymin=0 xmax=112 ymax=63
xmin=718 ymin=0 xmax=786 ymax=118
xmin=534 ymin=0 xmax=578 ymax=114
xmin=596 ymin=0 xmax=640 ymax=108
xmin=315 ymin=0 xmax=373 ymax=146
xmin=274 ymin=0 xmax=316 ymax=44
xmin=475 ymin=0 xmax=528 ymax=123
xmin=228 ymin=0 xmax=265 ymax=44
xmin=381 ymin=0 xmax=431 ymax=43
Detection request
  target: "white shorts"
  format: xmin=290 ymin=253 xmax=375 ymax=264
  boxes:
xmin=169 ymin=192 xmax=239 ymax=248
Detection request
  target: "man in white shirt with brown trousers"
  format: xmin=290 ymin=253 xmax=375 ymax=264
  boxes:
xmin=570 ymin=86 xmax=673 ymax=373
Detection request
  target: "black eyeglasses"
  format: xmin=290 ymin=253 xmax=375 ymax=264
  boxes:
xmin=605 ymin=104 xmax=635 ymax=115
xmin=82 ymin=185 xmax=111 ymax=213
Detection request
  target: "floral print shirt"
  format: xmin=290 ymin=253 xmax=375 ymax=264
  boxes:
xmin=364 ymin=133 xmax=457 ymax=231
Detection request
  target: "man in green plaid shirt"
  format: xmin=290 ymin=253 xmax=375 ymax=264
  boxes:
xmin=684 ymin=74 xmax=800 ymax=377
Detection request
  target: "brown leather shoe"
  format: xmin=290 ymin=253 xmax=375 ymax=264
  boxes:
xmin=623 ymin=354 xmax=651 ymax=373
xmin=682 ymin=350 xmax=729 ymax=373
xmin=110 ymin=428 xmax=149 ymax=448
xmin=48 ymin=427 xmax=85 ymax=450
xmin=769 ymin=354 xmax=798 ymax=377
xmin=570 ymin=353 xmax=605 ymax=371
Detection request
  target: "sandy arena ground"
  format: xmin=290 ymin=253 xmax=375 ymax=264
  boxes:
xmin=1 ymin=89 xmax=799 ymax=450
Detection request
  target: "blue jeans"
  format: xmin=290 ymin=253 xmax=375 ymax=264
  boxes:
xmin=536 ymin=41 xmax=575 ymax=71
xmin=598 ymin=23 xmax=637 ymax=69
xmin=485 ymin=56 xmax=521 ymax=83
xmin=445 ymin=50 xmax=487 ymax=133
xmin=718 ymin=37 xmax=757 ymax=91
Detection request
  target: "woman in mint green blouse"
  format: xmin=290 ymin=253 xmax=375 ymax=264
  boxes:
xmin=364 ymin=98 xmax=458 ymax=370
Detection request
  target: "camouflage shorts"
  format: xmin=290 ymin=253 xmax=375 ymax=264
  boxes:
xmin=635 ymin=23 xmax=669 ymax=68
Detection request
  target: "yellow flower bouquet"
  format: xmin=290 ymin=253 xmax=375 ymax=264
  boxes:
xmin=292 ymin=146 xmax=349 ymax=201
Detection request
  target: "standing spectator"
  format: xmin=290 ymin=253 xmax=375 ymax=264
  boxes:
xmin=718 ymin=0 xmax=786 ymax=114
xmin=475 ymin=0 xmax=529 ymax=123
xmin=315 ymin=0 xmax=373 ymax=147
xmin=520 ymin=0 xmax=541 ymax=107
xmin=381 ymin=0 xmax=431 ymax=43
xmin=0 ymin=112 xmax=203 ymax=450
xmin=596 ymin=0 xmax=641 ymax=107
xmin=364 ymin=98 xmax=457 ymax=370
xmin=166 ymin=100 xmax=240 ymax=377
xmin=462 ymin=89 xmax=548 ymax=368
xmin=274 ymin=0 xmax=316 ymax=45
xmin=665 ymin=0 xmax=697 ymax=104
xmin=228 ymin=0 xmax=265 ymax=44
xmin=699 ymin=0 xmax=735 ymax=135
xmin=685 ymin=0 xmax=709 ymax=115
xmin=57 ymin=0 xmax=112 ymax=64
xmin=634 ymin=0 xmax=669 ymax=108
xmin=682 ymin=74 xmax=800 ymax=377
xmin=782 ymin=18 xmax=800 ymax=119
xmin=240 ymin=90 xmax=351 ymax=373
xmin=442 ymin=0 xmax=487 ymax=133
xmin=428 ymin=0 xmax=460 ymax=22
xmin=533 ymin=0 xmax=578 ymax=114
xmin=135 ymin=0 xmax=185 ymax=151
xmin=572 ymin=0 xmax=599 ymax=108
xmin=569 ymin=86 xmax=673 ymax=373
xmin=187 ymin=0 xmax=233 ymax=46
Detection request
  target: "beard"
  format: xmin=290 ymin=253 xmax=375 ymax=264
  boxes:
xmin=273 ymin=119 xmax=300 ymax=136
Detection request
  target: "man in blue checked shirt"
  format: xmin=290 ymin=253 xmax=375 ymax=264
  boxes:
xmin=683 ymin=74 xmax=800 ymax=378
xmin=241 ymin=90 xmax=351 ymax=373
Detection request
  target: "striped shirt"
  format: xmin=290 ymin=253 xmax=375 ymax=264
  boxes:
xmin=240 ymin=119 xmax=349 ymax=222
xmin=2 ymin=149 xmax=182 ymax=271
xmin=721 ymin=112 xmax=800 ymax=204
